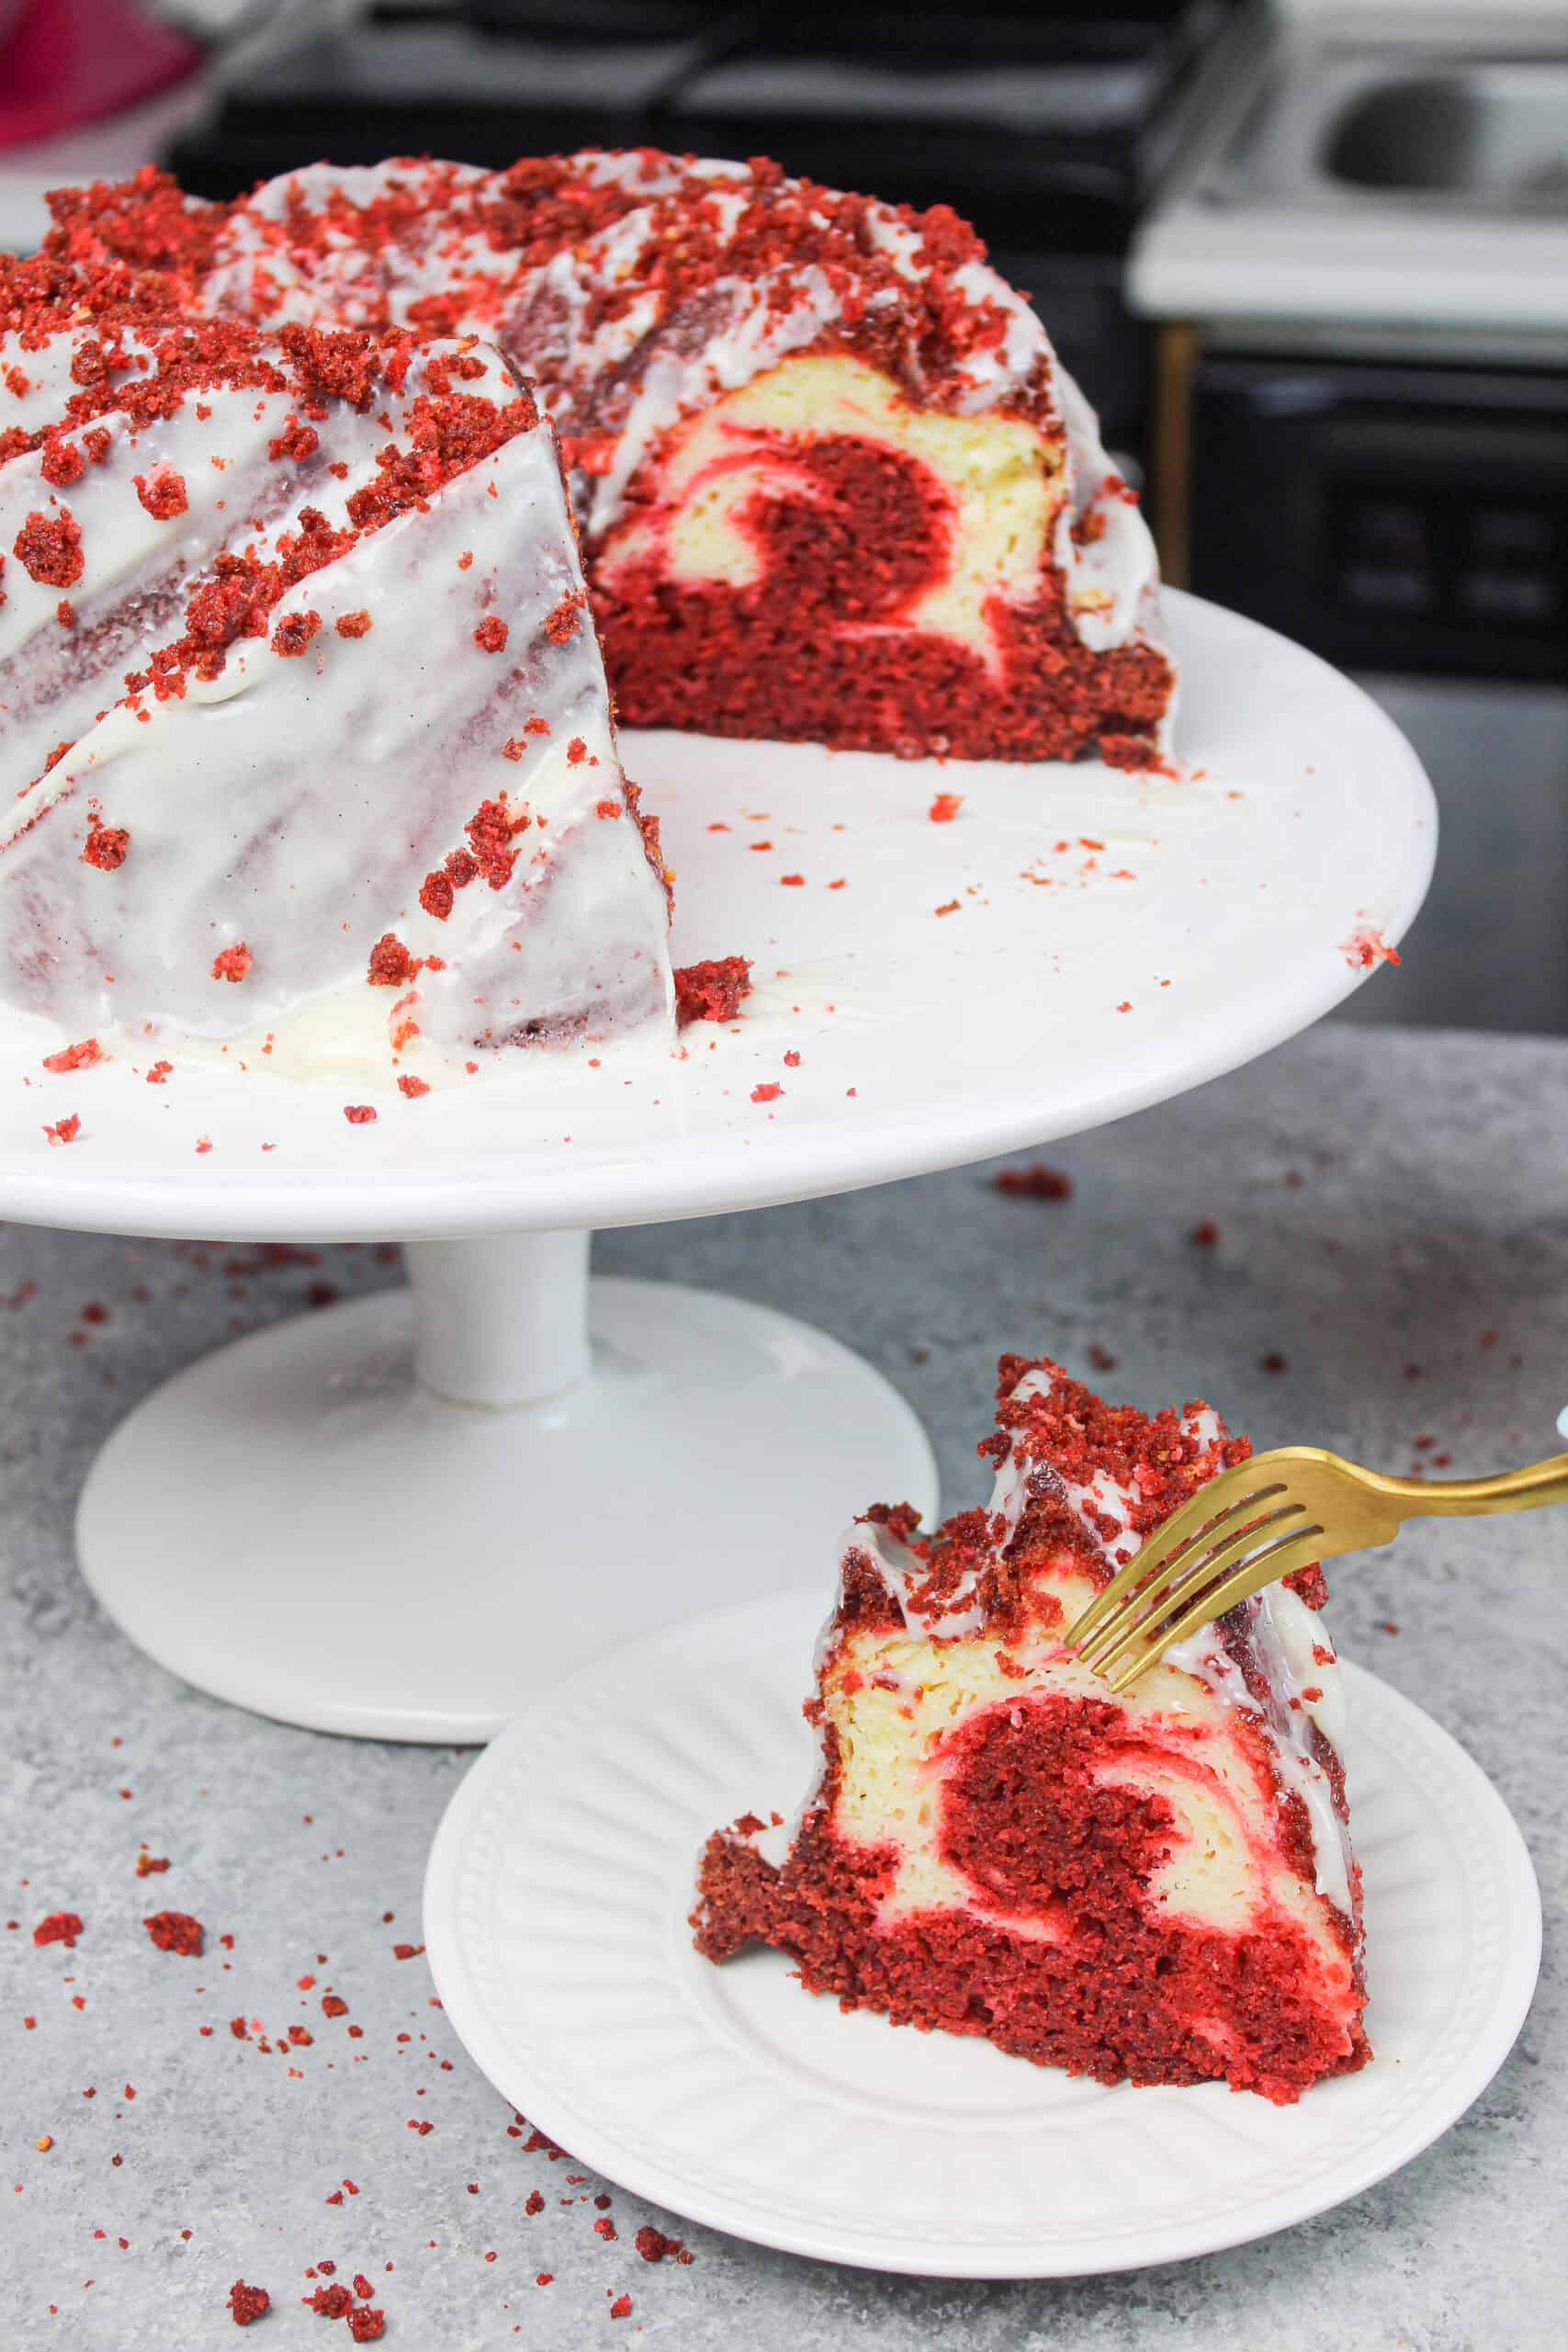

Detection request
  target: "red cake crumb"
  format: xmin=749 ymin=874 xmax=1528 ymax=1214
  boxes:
xmin=344 ymin=1105 xmax=378 ymax=1125
xmin=993 ymin=1164 xmax=1072 ymax=1201
xmin=143 ymin=1910 xmax=203 ymax=1956
xmin=473 ymin=616 xmax=508 ymax=652
xmin=610 ymin=2295 xmax=633 ymax=2320
xmin=634 ymin=2228 xmax=687 ymax=2264
xmin=134 ymin=466 xmax=187 ymax=520
xmin=211 ymin=944 xmax=253 ymax=982
xmin=544 ymin=591 xmax=583 ymax=645
xmin=14 ymin=508 xmax=84 ymax=588
xmin=335 ymin=610 xmax=373 ymax=638
xmin=346 ymin=2312 xmax=384 ymax=2344
xmin=271 ymin=610 xmax=322 ymax=659
xmin=146 ymin=1061 xmax=173 ymax=1083
xmin=673 ymin=956 xmax=752 ymax=1027
xmin=33 ymin=1911 xmax=84 ymax=1948
xmin=1342 ymin=926 xmax=1400 ymax=971
xmin=82 ymin=816 xmax=130 ymax=870
xmin=397 ymin=1075 xmax=430 ymax=1099
xmin=42 ymin=1114 xmax=81 ymax=1145
xmin=228 ymin=2280 xmax=270 ymax=2326
xmin=750 ymin=1080 xmax=783 ymax=1102
xmin=465 ymin=796 xmax=528 ymax=888
xmin=929 ymin=793 xmax=963 ymax=822
xmin=307 ymin=2283 xmax=353 ymax=2317
xmin=41 ymin=1038 xmax=102 ymax=1073
xmin=134 ymin=1854 xmax=170 ymax=1878
xmin=367 ymin=933 xmax=413 ymax=986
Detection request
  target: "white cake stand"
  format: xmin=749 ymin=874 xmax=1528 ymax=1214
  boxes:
xmin=0 ymin=593 xmax=1435 ymax=1740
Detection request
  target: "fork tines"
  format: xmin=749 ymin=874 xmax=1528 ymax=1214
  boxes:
xmin=1066 ymin=1474 xmax=1326 ymax=1691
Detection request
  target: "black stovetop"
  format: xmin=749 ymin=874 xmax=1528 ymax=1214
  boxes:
xmin=169 ymin=0 xmax=1235 ymax=259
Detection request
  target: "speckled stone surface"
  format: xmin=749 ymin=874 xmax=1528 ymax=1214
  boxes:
xmin=2 ymin=1022 xmax=1562 ymax=2350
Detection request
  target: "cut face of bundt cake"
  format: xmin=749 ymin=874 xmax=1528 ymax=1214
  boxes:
xmin=0 ymin=262 xmax=672 ymax=1082
xmin=694 ymin=1358 xmax=1370 ymax=2105
xmin=47 ymin=152 xmax=1174 ymax=766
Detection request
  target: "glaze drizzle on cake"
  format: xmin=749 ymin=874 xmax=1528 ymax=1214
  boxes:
xmin=0 ymin=257 xmax=672 ymax=1082
xmin=694 ymin=1357 xmax=1369 ymax=2103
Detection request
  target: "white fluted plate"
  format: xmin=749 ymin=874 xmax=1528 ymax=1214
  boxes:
xmin=423 ymin=1589 xmax=1540 ymax=2278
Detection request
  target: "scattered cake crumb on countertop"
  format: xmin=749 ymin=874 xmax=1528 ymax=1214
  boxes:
xmin=1 ymin=1023 xmax=1562 ymax=2347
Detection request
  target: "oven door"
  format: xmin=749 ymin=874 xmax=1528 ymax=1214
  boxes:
xmin=1179 ymin=350 xmax=1568 ymax=1035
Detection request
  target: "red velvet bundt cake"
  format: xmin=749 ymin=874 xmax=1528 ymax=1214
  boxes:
xmin=45 ymin=152 xmax=1175 ymax=765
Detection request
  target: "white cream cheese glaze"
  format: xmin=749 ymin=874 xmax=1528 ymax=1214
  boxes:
xmin=0 ymin=331 xmax=673 ymax=1082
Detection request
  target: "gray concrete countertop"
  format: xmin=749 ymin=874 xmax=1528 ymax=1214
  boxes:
xmin=2 ymin=1022 xmax=1562 ymax=2350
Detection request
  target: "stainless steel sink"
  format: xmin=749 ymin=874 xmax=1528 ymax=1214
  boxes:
xmin=1325 ymin=65 xmax=1568 ymax=207
xmin=1185 ymin=28 xmax=1568 ymax=221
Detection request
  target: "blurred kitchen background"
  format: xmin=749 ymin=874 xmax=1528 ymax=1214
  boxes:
xmin=4 ymin=0 xmax=1563 ymax=1033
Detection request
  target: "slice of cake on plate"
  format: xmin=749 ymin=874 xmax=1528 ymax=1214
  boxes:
xmin=694 ymin=1356 xmax=1369 ymax=2104
xmin=0 ymin=259 xmax=672 ymax=1084
xmin=47 ymin=152 xmax=1174 ymax=766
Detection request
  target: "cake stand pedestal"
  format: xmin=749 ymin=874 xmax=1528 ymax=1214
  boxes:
xmin=76 ymin=1231 xmax=936 ymax=1741
xmin=0 ymin=594 xmax=1436 ymax=1742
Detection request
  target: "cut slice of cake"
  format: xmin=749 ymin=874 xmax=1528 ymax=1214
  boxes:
xmin=48 ymin=153 xmax=1175 ymax=766
xmin=694 ymin=1357 xmax=1369 ymax=2104
xmin=0 ymin=261 xmax=672 ymax=1083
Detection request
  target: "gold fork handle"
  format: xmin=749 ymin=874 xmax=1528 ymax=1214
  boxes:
xmin=1378 ymin=1453 xmax=1568 ymax=1520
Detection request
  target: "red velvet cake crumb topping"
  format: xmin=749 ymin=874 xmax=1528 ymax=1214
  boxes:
xmin=14 ymin=508 xmax=85 ymax=588
xmin=82 ymin=817 xmax=130 ymax=871
xmin=673 ymin=956 xmax=752 ymax=1027
xmin=143 ymin=1909 xmax=204 ymax=1955
xmin=33 ymin=1910 xmax=84 ymax=1948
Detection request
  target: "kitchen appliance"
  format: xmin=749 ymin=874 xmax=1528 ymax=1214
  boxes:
xmin=1181 ymin=351 xmax=1568 ymax=1037
xmin=1133 ymin=10 xmax=1568 ymax=1036
xmin=164 ymin=0 xmax=1239 ymax=455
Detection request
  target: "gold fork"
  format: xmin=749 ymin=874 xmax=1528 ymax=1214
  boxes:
xmin=1066 ymin=1444 xmax=1568 ymax=1693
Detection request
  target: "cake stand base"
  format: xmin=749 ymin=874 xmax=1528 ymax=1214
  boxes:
xmin=75 ymin=1235 xmax=939 ymax=1743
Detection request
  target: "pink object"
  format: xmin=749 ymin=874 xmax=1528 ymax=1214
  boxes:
xmin=0 ymin=0 xmax=200 ymax=151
